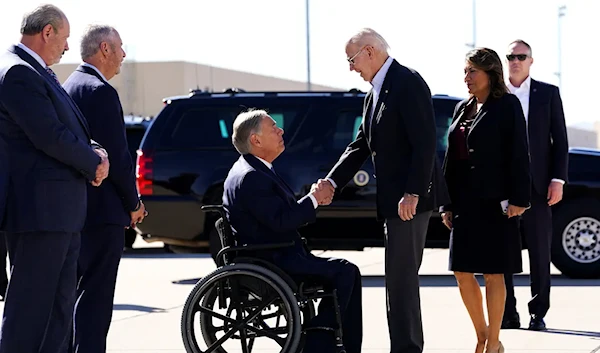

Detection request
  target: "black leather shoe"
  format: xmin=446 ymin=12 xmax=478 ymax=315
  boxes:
xmin=528 ymin=315 xmax=547 ymax=331
xmin=501 ymin=312 xmax=520 ymax=329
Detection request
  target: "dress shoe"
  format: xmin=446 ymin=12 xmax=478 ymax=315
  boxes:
xmin=501 ymin=312 xmax=520 ymax=329
xmin=528 ymin=315 xmax=547 ymax=331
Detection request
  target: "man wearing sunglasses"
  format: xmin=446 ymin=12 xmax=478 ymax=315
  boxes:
xmin=502 ymin=39 xmax=569 ymax=332
xmin=316 ymin=28 xmax=449 ymax=353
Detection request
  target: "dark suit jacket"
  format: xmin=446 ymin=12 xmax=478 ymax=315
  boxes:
xmin=527 ymin=79 xmax=569 ymax=194
xmin=0 ymin=45 xmax=101 ymax=233
xmin=223 ymin=154 xmax=315 ymax=254
xmin=63 ymin=65 xmax=139 ymax=227
xmin=442 ymin=94 xmax=531 ymax=209
xmin=326 ymin=59 xmax=449 ymax=219
xmin=0 ymin=136 xmax=7 ymax=227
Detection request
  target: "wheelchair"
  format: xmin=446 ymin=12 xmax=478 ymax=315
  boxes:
xmin=181 ymin=205 xmax=346 ymax=353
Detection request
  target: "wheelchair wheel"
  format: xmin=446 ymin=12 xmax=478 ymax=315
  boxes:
xmin=181 ymin=263 xmax=302 ymax=353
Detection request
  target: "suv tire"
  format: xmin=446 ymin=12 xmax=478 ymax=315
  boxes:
xmin=551 ymin=198 xmax=600 ymax=279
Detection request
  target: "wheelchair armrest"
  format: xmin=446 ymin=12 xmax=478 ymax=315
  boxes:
xmin=216 ymin=241 xmax=296 ymax=267
xmin=201 ymin=205 xmax=226 ymax=219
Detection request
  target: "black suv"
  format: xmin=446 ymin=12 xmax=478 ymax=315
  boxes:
xmin=135 ymin=89 xmax=600 ymax=279
xmin=123 ymin=116 xmax=153 ymax=248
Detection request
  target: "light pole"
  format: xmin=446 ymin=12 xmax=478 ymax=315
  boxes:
xmin=306 ymin=0 xmax=311 ymax=91
xmin=466 ymin=0 xmax=476 ymax=49
xmin=556 ymin=5 xmax=566 ymax=91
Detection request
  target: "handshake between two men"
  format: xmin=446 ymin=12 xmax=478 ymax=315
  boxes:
xmin=308 ymin=178 xmax=419 ymax=221
xmin=309 ymin=179 xmax=335 ymax=206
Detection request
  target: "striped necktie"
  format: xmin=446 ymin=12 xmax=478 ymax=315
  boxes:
xmin=45 ymin=66 xmax=60 ymax=84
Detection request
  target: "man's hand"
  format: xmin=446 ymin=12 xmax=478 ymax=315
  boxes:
xmin=506 ymin=204 xmax=527 ymax=218
xmin=441 ymin=211 xmax=453 ymax=230
xmin=398 ymin=193 xmax=419 ymax=221
xmin=129 ymin=200 xmax=147 ymax=228
xmin=310 ymin=179 xmax=335 ymax=205
xmin=547 ymin=181 xmax=564 ymax=206
xmin=91 ymin=149 xmax=109 ymax=187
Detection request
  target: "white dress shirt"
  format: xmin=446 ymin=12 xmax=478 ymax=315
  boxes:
xmin=17 ymin=43 xmax=46 ymax=68
xmin=370 ymin=56 xmax=394 ymax=121
xmin=507 ymin=75 xmax=531 ymax=125
xmin=508 ymin=76 xmax=564 ymax=185
xmin=255 ymin=156 xmax=318 ymax=208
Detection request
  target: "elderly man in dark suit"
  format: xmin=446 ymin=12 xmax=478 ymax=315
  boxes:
xmin=0 ymin=5 xmax=109 ymax=353
xmin=316 ymin=28 xmax=449 ymax=353
xmin=502 ymin=39 xmax=569 ymax=332
xmin=223 ymin=109 xmax=363 ymax=353
xmin=63 ymin=25 xmax=146 ymax=353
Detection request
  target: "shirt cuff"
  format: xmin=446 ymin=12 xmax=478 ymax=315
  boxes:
xmin=326 ymin=177 xmax=337 ymax=189
xmin=308 ymin=194 xmax=318 ymax=209
xmin=551 ymin=178 xmax=565 ymax=185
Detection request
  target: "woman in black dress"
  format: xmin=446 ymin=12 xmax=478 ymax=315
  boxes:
xmin=440 ymin=48 xmax=531 ymax=353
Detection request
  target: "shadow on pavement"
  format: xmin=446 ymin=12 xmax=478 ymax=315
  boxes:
xmin=122 ymin=247 xmax=213 ymax=259
xmin=538 ymin=328 xmax=600 ymax=338
xmin=361 ymin=274 xmax=600 ymax=288
xmin=172 ymin=274 xmax=600 ymax=288
xmin=113 ymin=304 xmax=167 ymax=313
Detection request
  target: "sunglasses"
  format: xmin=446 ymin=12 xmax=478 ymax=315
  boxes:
xmin=506 ymin=54 xmax=529 ymax=61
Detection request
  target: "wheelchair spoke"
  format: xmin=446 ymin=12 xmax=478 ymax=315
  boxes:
xmin=240 ymin=323 xmax=286 ymax=346
xmin=248 ymin=337 xmax=255 ymax=352
xmin=198 ymin=305 xmax=237 ymax=325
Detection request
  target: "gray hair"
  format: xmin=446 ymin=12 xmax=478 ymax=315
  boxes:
xmin=80 ymin=25 xmax=118 ymax=60
xmin=232 ymin=109 xmax=267 ymax=154
xmin=348 ymin=28 xmax=390 ymax=54
xmin=21 ymin=4 xmax=66 ymax=35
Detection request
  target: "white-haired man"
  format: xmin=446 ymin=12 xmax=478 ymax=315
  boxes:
xmin=316 ymin=28 xmax=449 ymax=353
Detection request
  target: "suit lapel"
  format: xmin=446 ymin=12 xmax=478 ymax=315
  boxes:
xmin=467 ymin=98 xmax=490 ymax=140
xmin=244 ymin=155 xmax=296 ymax=203
xmin=363 ymin=90 xmax=373 ymax=146
xmin=527 ymin=79 xmax=540 ymax=137
xmin=11 ymin=46 xmax=92 ymax=139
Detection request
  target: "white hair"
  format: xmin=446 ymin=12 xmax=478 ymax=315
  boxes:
xmin=347 ymin=28 xmax=390 ymax=54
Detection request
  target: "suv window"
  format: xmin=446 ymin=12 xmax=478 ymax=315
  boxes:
xmin=160 ymin=104 xmax=302 ymax=149
xmin=433 ymin=98 xmax=459 ymax=153
xmin=333 ymin=110 xmax=363 ymax=151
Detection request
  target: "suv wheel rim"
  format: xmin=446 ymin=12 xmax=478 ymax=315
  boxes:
xmin=562 ymin=217 xmax=600 ymax=264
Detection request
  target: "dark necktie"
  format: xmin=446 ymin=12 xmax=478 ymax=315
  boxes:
xmin=45 ymin=66 xmax=60 ymax=84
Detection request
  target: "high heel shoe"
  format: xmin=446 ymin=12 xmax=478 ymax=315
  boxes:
xmin=485 ymin=341 xmax=504 ymax=353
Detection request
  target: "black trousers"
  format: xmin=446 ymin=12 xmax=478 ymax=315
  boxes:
xmin=71 ymin=225 xmax=124 ymax=353
xmin=504 ymin=191 xmax=552 ymax=318
xmin=0 ymin=231 xmax=80 ymax=353
xmin=385 ymin=211 xmax=432 ymax=353
xmin=275 ymin=250 xmax=363 ymax=353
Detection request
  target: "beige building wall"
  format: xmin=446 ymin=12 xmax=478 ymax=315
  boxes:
xmin=566 ymin=126 xmax=598 ymax=149
xmin=53 ymin=61 xmax=340 ymax=117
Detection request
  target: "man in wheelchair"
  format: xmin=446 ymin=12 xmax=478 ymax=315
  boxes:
xmin=222 ymin=108 xmax=363 ymax=353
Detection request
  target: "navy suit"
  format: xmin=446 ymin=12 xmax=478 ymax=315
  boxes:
xmin=0 ymin=45 xmax=101 ymax=353
xmin=0 ymin=136 xmax=7 ymax=298
xmin=223 ymin=154 xmax=363 ymax=353
xmin=63 ymin=65 xmax=139 ymax=353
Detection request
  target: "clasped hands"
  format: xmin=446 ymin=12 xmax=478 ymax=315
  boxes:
xmin=91 ymin=148 xmax=110 ymax=187
xmin=310 ymin=179 xmax=335 ymax=206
